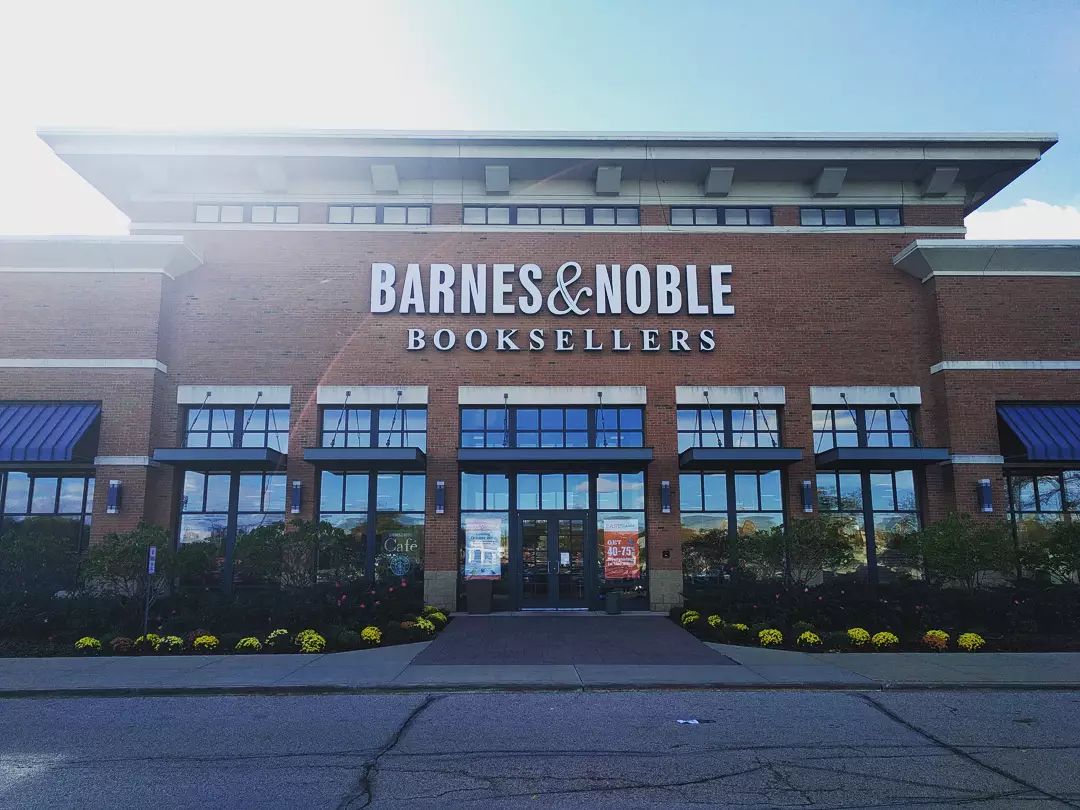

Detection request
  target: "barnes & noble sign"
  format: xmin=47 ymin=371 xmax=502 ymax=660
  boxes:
xmin=369 ymin=261 xmax=734 ymax=353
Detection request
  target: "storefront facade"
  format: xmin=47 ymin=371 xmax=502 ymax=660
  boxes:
xmin=0 ymin=130 xmax=1077 ymax=610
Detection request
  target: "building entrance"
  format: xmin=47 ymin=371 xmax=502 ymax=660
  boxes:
xmin=518 ymin=512 xmax=588 ymax=608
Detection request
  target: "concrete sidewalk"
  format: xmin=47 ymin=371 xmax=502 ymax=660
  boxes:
xmin=1 ymin=642 xmax=1079 ymax=696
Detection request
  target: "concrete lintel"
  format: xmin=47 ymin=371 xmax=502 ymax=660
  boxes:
xmin=459 ymin=385 xmax=646 ymax=405
xmin=675 ymin=385 xmax=786 ymax=405
xmin=811 ymin=385 xmax=922 ymax=406
xmin=176 ymin=385 xmax=292 ymax=405
xmin=317 ymin=385 xmax=428 ymax=405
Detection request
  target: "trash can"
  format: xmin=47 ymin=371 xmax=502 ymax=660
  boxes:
xmin=604 ymin=590 xmax=621 ymax=615
xmin=466 ymin=579 xmax=493 ymax=614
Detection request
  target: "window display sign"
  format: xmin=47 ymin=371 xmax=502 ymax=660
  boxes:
xmin=464 ymin=516 xmax=502 ymax=579
xmin=603 ymin=517 xmax=641 ymax=580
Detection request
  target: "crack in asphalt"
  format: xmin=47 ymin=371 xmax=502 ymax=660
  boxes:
xmin=334 ymin=694 xmax=442 ymax=810
xmin=859 ymin=694 xmax=1080 ymax=809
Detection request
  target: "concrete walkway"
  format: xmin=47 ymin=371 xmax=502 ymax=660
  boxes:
xmin=1 ymin=619 xmax=1078 ymax=695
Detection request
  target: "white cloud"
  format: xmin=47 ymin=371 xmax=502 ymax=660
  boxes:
xmin=965 ymin=199 xmax=1080 ymax=240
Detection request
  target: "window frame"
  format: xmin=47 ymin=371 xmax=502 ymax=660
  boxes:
xmin=0 ymin=470 xmax=95 ymax=552
xmin=326 ymin=204 xmax=432 ymax=225
xmin=183 ymin=405 xmax=290 ymax=452
xmin=677 ymin=406 xmax=781 ymax=452
xmin=461 ymin=205 xmax=640 ymax=227
xmin=194 ymin=204 xmax=300 ymax=224
xmin=320 ymin=405 xmax=427 ymax=451
xmin=459 ymin=405 xmax=646 ymax=449
xmin=669 ymin=206 xmax=773 ymax=226
xmin=812 ymin=406 xmax=916 ymax=453
xmin=799 ymin=207 xmax=903 ymax=227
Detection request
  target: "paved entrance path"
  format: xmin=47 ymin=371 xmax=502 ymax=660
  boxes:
xmin=410 ymin=615 xmax=736 ymax=665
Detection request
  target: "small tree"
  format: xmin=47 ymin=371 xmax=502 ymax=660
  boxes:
xmin=1019 ymin=520 xmax=1080 ymax=582
xmin=895 ymin=514 xmax=1016 ymax=590
xmin=81 ymin=523 xmax=175 ymax=619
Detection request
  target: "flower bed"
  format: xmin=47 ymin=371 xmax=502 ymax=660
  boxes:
xmin=672 ymin=578 xmax=1080 ymax=653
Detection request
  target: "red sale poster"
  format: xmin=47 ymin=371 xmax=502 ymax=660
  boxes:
xmin=603 ymin=517 xmax=640 ymax=580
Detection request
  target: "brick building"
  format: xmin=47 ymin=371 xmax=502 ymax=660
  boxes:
xmin=1 ymin=130 xmax=1077 ymax=611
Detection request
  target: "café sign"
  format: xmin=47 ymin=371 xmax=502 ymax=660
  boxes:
xmin=369 ymin=261 xmax=734 ymax=353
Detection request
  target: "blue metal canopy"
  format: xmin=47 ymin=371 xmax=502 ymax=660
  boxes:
xmin=998 ymin=405 xmax=1080 ymax=462
xmin=0 ymin=403 xmax=101 ymax=464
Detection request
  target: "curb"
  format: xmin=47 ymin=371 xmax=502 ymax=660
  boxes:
xmin=3 ymin=681 xmax=1080 ymax=699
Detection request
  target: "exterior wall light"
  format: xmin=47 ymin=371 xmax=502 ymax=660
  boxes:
xmin=977 ymin=478 xmax=993 ymax=513
xmin=106 ymin=480 xmax=122 ymax=514
xmin=801 ymin=480 xmax=814 ymax=513
xmin=290 ymin=480 xmax=302 ymax=514
xmin=435 ymin=480 xmax=446 ymax=514
xmin=661 ymin=480 xmax=671 ymax=514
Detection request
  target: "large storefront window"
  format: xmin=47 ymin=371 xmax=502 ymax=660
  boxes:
xmin=679 ymin=470 xmax=784 ymax=584
xmin=816 ymin=469 xmax=920 ymax=581
xmin=458 ymin=469 xmax=648 ymax=610
xmin=179 ymin=470 xmax=287 ymax=585
xmin=813 ymin=407 xmax=914 ymax=452
xmin=460 ymin=406 xmax=645 ymax=449
xmin=321 ymin=406 xmax=427 ymax=450
xmin=0 ymin=471 xmax=95 ymax=568
xmin=318 ymin=471 xmax=426 ymax=583
xmin=677 ymin=407 xmax=780 ymax=451
xmin=1007 ymin=471 xmax=1080 ymax=563
xmin=185 ymin=406 xmax=289 ymax=452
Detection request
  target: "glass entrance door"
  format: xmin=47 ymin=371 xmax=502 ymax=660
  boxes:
xmin=519 ymin=513 xmax=587 ymax=608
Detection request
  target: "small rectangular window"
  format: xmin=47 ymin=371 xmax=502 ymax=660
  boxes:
xmin=671 ymin=208 xmax=693 ymax=225
xmin=383 ymin=207 xmax=407 ymax=224
xmin=463 ymin=207 xmax=486 ymax=224
xmin=824 ymin=209 xmax=847 ymax=226
xmin=195 ymin=205 xmax=220 ymax=223
xmin=748 ymin=208 xmax=772 ymax=226
xmin=853 ymin=208 xmax=877 ymax=226
xmin=328 ymin=206 xmax=352 ymax=224
xmin=488 ymin=206 xmax=510 ymax=224
xmin=251 ymin=205 xmax=275 ymax=223
xmin=695 ymin=208 xmax=718 ymax=225
xmin=800 ymin=208 xmax=823 ymax=226
xmin=592 ymin=208 xmax=615 ymax=225
xmin=878 ymin=208 xmax=901 ymax=226
xmin=275 ymin=205 xmax=299 ymax=223
xmin=406 ymin=207 xmax=430 ymax=225
xmin=219 ymin=205 xmax=244 ymax=223
xmin=616 ymin=208 xmax=638 ymax=225
xmin=517 ymin=207 xmax=539 ymax=225
xmin=353 ymin=206 xmax=377 ymax=224
xmin=540 ymin=207 xmax=562 ymax=225
xmin=564 ymin=208 xmax=586 ymax=225
xmin=723 ymin=208 xmax=747 ymax=226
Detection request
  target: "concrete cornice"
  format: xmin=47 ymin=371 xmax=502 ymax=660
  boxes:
xmin=894 ymin=240 xmax=1080 ymax=282
xmin=0 ymin=235 xmax=202 ymax=278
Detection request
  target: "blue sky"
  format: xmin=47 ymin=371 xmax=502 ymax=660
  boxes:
xmin=2 ymin=0 xmax=1078 ymax=235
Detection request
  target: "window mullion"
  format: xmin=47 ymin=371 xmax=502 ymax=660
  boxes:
xmin=861 ymin=470 xmax=879 ymax=584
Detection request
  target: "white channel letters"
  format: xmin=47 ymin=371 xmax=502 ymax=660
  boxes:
xmin=369 ymin=261 xmax=734 ymax=354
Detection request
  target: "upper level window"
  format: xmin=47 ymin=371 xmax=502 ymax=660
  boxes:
xmin=677 ymin=407 xmax=780 ymax=452
xmin=813 ymin=407 xmax=914 ymax=452
xmin=800 ymin=207 xmax=902 ymax=227
xmin=184 ymin=406 xmax=290 ymax=453
xmin=195 ymin=204 xmax=299 ymax=224
xmin=462 ymin=206 xmax=639 ymax=226
xmin=460 ymin=406 xmax=645 ymax=448
xmin=321 ymin=406 xmax=427 ymax=451
xmin=328 ymin=205 xmax=431 ymax=225
xmin=670 ymin=207 xmax=772 ymax=226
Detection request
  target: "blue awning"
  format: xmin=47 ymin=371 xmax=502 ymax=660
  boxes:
xmin=998 ymin=405 xmax=1080 ymax=462
xmin=0 ymin=403 xmax=101 ymax=464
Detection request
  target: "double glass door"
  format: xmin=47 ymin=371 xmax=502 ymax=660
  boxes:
xmin=519 ymin=513 xmax=587 ymax=608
